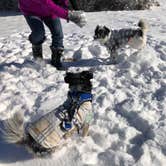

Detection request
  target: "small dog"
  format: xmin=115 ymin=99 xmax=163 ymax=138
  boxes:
xmin=94 ymin=19 xmax=148 ymax=62
xmin=1 ymin=71 xmax=93 ymax=157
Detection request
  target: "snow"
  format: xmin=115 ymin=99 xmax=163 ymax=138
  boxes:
xmin=0 ymin=0 xmax=166 ymax=165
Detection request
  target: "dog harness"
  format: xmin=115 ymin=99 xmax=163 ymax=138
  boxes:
xmin=59 ymin=91 xmax=93 ymax=131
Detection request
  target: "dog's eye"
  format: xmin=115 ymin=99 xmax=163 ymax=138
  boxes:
xmin=104 ymin=30 xmax=109 ymax=36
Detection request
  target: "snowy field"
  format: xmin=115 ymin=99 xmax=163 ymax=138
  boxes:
xmin=0 ymin=0 xmax=166 ymax=165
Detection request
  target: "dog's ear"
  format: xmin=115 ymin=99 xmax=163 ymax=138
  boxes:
xmin=94 ymin=25 xmax=100 ymax=39
xmin=95 ymin=25 xmax=100 ymax=31
xmin=103 ymin=26 xmax=110 ymax=35
xmin=96 ymin=25 xmax=100 ymax=29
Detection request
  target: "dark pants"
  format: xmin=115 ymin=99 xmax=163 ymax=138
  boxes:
xmin=25 ymin=16 xmax=64 ymax=48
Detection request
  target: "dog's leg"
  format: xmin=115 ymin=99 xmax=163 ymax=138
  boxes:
xmin=82 ymin=123 xmax=89 ymax=137
xmin=110 ymin=50 xmax=118 ymax=64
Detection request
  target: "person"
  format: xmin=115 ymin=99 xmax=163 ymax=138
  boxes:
xmin=18 ymin=0 xmax=87 ymax=69
xmin=1 ymin=71 xmax=93 ymax=156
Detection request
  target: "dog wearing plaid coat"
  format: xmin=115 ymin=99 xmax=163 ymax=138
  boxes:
xmin=1 ymin=71 xmax=93 ymax=157
xmin=93 ymin=19 xmax=148 ymax=62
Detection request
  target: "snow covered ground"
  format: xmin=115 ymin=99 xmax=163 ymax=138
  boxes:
xmin=0 ymin=0 xmax=166 ymax=165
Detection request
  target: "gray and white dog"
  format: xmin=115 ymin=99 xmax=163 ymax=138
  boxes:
xmin=94 ymin=19 xmax=148 ymax=62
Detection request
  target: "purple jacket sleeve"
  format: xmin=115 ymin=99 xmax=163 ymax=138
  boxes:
xmin=46 ymin=0 xmax=68 ymax=19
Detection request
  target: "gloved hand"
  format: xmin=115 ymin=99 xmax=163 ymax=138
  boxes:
xmin=68 ymin=10 xmax=87 ymax=28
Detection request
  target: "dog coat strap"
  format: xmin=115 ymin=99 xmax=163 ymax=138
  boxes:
xmin=79 ymin=93 xmax=93 ymax=105
xmin=61 ymin=92 xmax=92 ymax=130
xmin=73 ymin=93 xmax=92 ymax=129
xmin=68 ymin=91 xmax=92 ymax=113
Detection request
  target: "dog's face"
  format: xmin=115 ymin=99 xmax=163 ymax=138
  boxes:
xmin=94 ymin=25 xmax=110 ymax=44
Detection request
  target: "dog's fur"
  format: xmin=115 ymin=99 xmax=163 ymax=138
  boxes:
xmin=94 ymin=19 xmax=148 ymax=61
xmin=1 ymin=111 xmax=25 ymax=144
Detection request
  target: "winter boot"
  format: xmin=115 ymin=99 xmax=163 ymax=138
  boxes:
xmin=50 ymin=46 xmax=64 ymax=69
xmin=32 ymin=44 xmax=43 ymax=59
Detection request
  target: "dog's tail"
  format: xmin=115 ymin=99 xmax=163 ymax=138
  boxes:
xmin=138 ymin=19 xmax=148 ymax=32
xmin=1 ymin=111 xmax=25 ymax=144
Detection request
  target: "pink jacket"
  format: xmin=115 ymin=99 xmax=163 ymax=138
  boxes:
xmin=18 ymin=0 xmax=69 ymax=19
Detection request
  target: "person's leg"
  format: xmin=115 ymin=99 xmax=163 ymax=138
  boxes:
xmin=44 ymin=17 xmax=64 ymax=68
xmin=44 ymin=17 xmax=64 ymax=49
xmin=25 ymin=16 xmax=46 ymax=59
